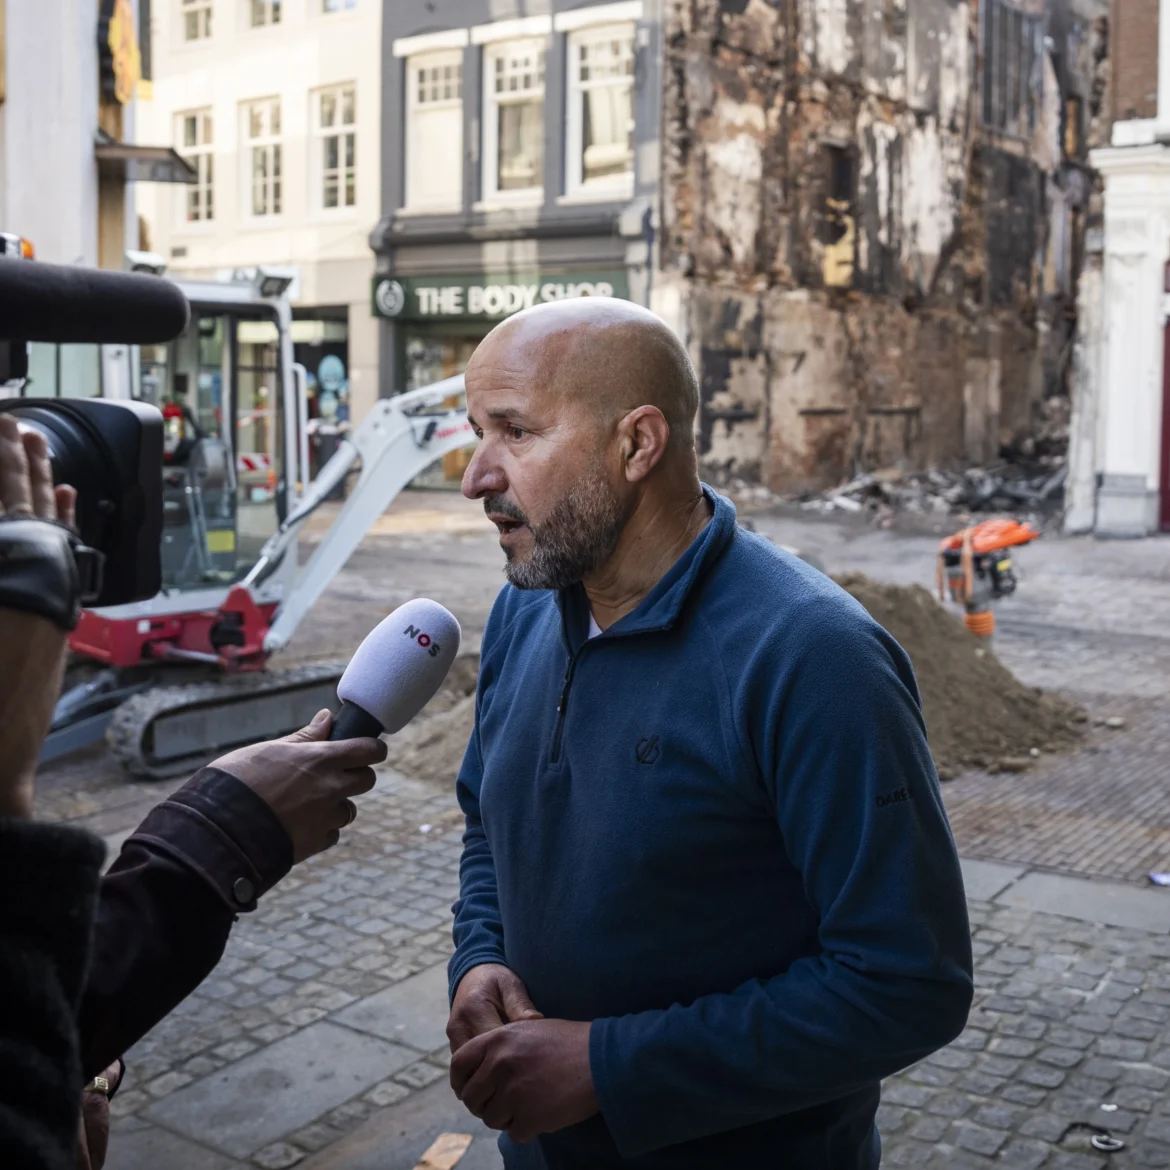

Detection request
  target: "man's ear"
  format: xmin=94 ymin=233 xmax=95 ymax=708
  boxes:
xmin=619 ymin=406 xmax=670 ymax=483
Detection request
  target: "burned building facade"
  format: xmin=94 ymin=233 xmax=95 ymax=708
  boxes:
xmin=660 ymin=0 xmax=1106 ymax=493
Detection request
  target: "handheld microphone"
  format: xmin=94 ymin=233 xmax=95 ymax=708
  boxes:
xmin=330 ymin=598 xmax=462 ymax=740
xmin=0 ymin=257 xmax=191 ymax=344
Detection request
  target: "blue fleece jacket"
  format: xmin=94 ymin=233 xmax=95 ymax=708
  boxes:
xmin=450 ymin=487 xmax=973 ymax=1169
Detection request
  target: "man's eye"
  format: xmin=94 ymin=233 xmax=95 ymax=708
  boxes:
xmin=507 ymin=426 xmax=527 ymax=441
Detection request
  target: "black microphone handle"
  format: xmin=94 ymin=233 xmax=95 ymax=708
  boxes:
xmin=329 ymin=700 xmax=385 ymax=741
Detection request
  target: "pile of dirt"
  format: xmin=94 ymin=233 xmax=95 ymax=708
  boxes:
xmin=385 ymin=579 xmax=1085 ymax=785
xmin=834 ymin=573 xmax=1085 ymax=778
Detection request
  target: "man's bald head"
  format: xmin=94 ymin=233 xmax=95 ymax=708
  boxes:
xmin=467 ymin=298 xmax=698 ymax=454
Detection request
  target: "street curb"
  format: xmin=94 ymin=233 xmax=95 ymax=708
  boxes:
xmin=961 ymin=856 xmax=1170 ymax=932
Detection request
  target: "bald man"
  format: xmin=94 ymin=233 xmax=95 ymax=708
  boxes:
xmin=445 ymin=298 xmax=972 ymax=1170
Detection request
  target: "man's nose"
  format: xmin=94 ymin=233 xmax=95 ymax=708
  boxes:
xmin=461 ymin=442 xmax=507 ymax=500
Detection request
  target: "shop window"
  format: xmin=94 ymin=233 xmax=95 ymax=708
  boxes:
xmin=566 ymin=24 xmax=635 ymax=200
xmin=981 ymin=0 xmax=1044 ymax=138
xmin=483 ymin=39 xmax=545 ymax=202
xmin=243 ymin=97 xmax=282 ymax=217
xmin=181 ymin=0 xmax=212 ymax=41
xmin=405 ymin=51 xmax=463 ymax=212
xmin=314 ymin=84 xmax=357 ymax=210
xmin=250 ymin=0 xmax=280 ymax=26
xmin=177 ymin=108 xmax=214 ymax=222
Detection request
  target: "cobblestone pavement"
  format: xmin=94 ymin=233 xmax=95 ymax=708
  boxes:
xmin=881 ymin=881 xmax=1170 ymax=1170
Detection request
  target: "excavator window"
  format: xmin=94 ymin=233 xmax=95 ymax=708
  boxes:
xmin=137 ymin=307 xmax=285 ymax=592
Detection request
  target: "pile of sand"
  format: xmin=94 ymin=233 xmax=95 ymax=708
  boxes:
xmin=386 ymin=576 xmax=1084 ymax=785
xmin=834 ymin=573 xmax=1084 ymax=777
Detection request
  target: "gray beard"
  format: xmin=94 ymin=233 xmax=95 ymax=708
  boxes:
xmin=501 ymin=470 xmax=626 ymax=591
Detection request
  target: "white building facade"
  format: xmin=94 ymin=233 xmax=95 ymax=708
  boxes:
xmin=137 ymin=0 xmax=383 ymax=422
xmin=1066 ymin=3 xmax=1170 ymax=536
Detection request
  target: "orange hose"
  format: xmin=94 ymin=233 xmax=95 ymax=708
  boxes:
xmin=964 ymin=610 xmax=996 ymax=637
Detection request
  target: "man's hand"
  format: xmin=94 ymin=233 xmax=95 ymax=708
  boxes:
xmin=450 ymin=1018 xmax=598 ymax=1143
xmin=0 ymin=416 xmax=78 ymax=819
xmin=212 ymin=710 xmax=387 ymax=862
xmin=447 ymin=963 xmax=544 ymax=1053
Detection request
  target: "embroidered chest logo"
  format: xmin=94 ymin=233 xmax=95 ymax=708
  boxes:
xmin=875 ymin=787 xmax=911 ymax=809
xmin=635 ymin=735 xmax=661 ymax=765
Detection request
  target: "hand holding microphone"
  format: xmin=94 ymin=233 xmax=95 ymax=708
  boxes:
xmin=211 ymin=599 xmax=461 ymax=862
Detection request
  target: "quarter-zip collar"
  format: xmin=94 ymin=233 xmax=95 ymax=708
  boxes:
xmin=556 ymin=485 xmax=737 ymax=653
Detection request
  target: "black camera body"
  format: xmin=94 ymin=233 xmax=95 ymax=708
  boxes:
xmin=0 ymin=399 xmax=164 ymax=607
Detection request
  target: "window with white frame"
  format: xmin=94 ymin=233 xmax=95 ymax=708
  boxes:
xmin=323 ymin=0 xmax=355 ymax=11
xmin=566 ymin=25 xmax=635 ymax=197
xmin=178 ymin=109 xmax=214 ymax=222
xmin=483 ymin=40 xmax=545 ymax=200
xmin=182 ymin=0 xmax=212 ymax=40
xmin=244 ymin=98 xmax=282 ymax=216
xmin=314 ymin=84 xmax=357 ymax=210
xmin=405 ymin=52 xmax=463 ymax=211
xmin=250 ymin=0 xmax=281 ymax=27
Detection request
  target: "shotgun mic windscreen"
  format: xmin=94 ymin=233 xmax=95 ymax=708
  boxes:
xmin=331 ymin=598 xmax=462 ymax=740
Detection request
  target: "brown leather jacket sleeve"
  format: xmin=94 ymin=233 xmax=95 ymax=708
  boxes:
xmin=77 ymin=767 xmax=293 ymax=1081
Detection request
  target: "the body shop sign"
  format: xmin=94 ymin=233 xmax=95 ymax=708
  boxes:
xmin=372 ymin=270 xmax=629 ymax=322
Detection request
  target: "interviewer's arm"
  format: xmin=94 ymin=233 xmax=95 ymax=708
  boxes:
xmin=78 ymin=715 xmax=385 ymax=1079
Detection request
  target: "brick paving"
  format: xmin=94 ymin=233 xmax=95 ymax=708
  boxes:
xmin=944 ymin=698 xmax=1170 ymax=885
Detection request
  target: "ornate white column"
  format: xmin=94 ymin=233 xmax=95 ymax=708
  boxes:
xmin=1089 ymin=145 xmax=1170 ymax=535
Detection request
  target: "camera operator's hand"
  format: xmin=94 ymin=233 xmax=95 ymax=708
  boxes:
xmin=0 ymin=416 xmax=78 ymax=818
xmin=211 ymin=710 xmax=387 ymax=862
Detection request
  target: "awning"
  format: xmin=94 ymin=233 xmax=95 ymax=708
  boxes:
xmin=95 ymin=139 xmax=195 ymax=184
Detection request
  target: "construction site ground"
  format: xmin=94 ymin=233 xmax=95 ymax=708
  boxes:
xmin=36 ymin=488 xmax=1170 ymax=1170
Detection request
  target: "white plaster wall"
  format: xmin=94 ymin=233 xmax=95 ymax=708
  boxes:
xmin=2 ymin=0 xmax=99 ymax=264
xmin=136 ymin=0 xmax=382 ymax=409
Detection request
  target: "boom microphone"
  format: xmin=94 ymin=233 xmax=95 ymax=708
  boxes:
xmin=330 ymin=598 xmax=462 ymax=740
xmin=0 ymin=257 xmax=191 ymax=344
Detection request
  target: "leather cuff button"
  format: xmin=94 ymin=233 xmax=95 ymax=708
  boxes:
xmin=232 ymin=876 xmax=256 ymax=906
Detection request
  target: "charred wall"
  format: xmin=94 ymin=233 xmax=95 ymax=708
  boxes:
xmin=665 ymin=0 xmax=1104 ymax=492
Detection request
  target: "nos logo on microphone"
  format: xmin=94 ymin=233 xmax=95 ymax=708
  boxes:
xmin=405 ymin=624 xmax=442 ymax=658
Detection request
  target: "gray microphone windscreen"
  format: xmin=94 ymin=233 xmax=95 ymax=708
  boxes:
xmin=337 ymin=598 xmax=462 ymax=734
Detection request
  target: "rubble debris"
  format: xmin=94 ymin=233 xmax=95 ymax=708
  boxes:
xmin=792 ymin=461 xmax=1069 ymax=524
xmin=789 ymin=395 xmax=1073 ymax=524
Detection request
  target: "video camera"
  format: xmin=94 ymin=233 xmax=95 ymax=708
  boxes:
xmin=0 ymin=251 xmax=191 ymax=609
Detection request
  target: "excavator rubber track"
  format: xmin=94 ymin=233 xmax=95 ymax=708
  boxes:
xmin=107 ymin=660 xmax=347 ymax=781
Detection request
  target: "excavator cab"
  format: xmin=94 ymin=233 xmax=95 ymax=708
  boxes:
xmin=132 ymin=285 xmax=296 ymax=596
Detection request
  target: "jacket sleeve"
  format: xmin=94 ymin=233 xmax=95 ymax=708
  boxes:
xmin=0 ymin=818 xmax=104 ymax=1170
xmin=589 ymin=607 xmax=974 ymax=1157
xmin=447 ymin=712 xmax=509 ymax=1002
xmin=78 ymin=767 xmax=292 ymax=1080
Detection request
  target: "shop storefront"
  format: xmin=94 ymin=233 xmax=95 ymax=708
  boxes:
xmin=372 ymin=267 xmax=632 ymax=485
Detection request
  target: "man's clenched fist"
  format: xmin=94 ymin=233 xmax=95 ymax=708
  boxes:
xmin=447 ymin=963 xmax=544 ymax=1053
xmin=450 ymin=1018 xmax=598 ymax=1143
